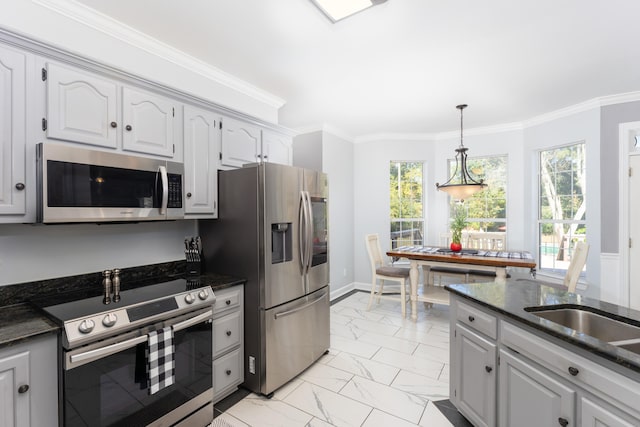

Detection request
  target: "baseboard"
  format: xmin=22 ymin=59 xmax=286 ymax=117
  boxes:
xmin=329 ymin=282 xmax=356 ymax=301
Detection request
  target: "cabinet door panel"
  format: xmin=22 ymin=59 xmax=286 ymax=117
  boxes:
xmin=220 ymin=117 xmax=260 ymax=168
xmin=582 ymin=397 xmax=637 ymax=427
xmin=262 ymin=131 xmax=292 ymax=165
xmin=499 ymin=349 xmax=575 ymax=427
xmin=0 ymin=351 xmax=29 ymax=427
xmin=0 ymin=46 xmax=26 ymax=215
xmin=122 ymin=87 xmax=175 ymax=157
xmin=47 ymin=62 xmax=117 ymax=148
xmin=183 ymin=105 xmax=219 ymax=216
xmin=455 ymin=324 xmax=496 ymax=427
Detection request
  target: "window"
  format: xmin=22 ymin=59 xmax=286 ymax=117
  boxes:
xmin=390 ymin=161 xmax=424 ymax=249
xmin=448 ymin=155 xmax=507 ymax=233
xmin=538 ymin=142 xmax=586 ymax=274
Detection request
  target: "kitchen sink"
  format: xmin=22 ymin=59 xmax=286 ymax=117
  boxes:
xmin=525 ymin=306 xmax=640 ymax=344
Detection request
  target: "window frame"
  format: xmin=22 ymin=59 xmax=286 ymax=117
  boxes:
xmin=389 ymin=160 xmax=426 ymax=251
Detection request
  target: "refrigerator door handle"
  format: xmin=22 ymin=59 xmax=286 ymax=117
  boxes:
xmin=304 ymin=191 xmax=313 ymax=271
xmin=299 ymin=191 xmax=309 ymax=275
xmin=274 ymin=289 xmax=327 ymax=319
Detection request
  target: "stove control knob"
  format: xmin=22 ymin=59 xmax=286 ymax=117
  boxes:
xmin=78 ymin=319 xmax=95 ymax=334
xmin=102 ymin=313 xmax=117 ymax=327
xmin=198 ymin=290 xmax=208 ymax=301
xmin=184 ymin=293 xmax=195 ymax=304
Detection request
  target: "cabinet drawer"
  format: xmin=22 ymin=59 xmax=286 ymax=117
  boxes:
xmin=213 ymin=348 xmax=242 ymax=395
xmin=213 ymin=311 xmax=241 ymax=357
xmin=213 ymin=288 xmax=241 ymax=315
xmin=457 ymin=300 xmax=497 ymax=339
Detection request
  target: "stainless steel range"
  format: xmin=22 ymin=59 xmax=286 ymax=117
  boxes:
xmin=35 ymin=278 xmax=215 ymax=427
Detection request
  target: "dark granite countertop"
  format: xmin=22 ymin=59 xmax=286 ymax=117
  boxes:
xmin=0 ymin=262 xmax=246 ymax=349
xmin=445 ymin=279 xmax=640 ymax=373
xmin=0 ymin=303 xmax=59 ymax=348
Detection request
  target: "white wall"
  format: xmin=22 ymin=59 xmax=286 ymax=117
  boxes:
xmin=0 ymin=221 xmax=195 ymax=285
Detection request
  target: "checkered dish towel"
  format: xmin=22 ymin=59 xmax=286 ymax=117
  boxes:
xmin=147 ymin=326 xmax=175 ymax=395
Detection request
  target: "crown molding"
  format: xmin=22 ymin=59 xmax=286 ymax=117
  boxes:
xmin=33 ymin=0 xmax=286 ymax=109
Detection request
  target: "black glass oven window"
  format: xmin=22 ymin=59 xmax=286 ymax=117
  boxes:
xmin=63 ymin=321 xmax=212 ymax=426
xmin=47 ymin=160 xmax=160 ymax=208
xmin=127 ymin=298 xmax=179 ymax=322
xmin=310 ymin=197 xmax=328 ymax=266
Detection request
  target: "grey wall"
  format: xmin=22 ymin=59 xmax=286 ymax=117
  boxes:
xmin=600 ymin=101 xmax=640 ymax=253
xmin=0 ymin=221 xmax=195 ymax=285
xmin=293 ymin=131 xmax=323 ymax=171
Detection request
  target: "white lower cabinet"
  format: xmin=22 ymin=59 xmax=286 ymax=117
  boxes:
xmin=499 ymin=349 xmax=575 ymax=427
xmin=212 ymin=284 xmax=244 ymax=403
xmin=450 ymin=295 xmax=640 ymax=427
xmin=453 ymin=324 xmax=496 ymax=427
xmin=0 ymin=334 xmax=58 ymax=427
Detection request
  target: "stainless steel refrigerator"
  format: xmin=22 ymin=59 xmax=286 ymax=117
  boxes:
xmin=199 ymin=162 xmax=329 ymax=396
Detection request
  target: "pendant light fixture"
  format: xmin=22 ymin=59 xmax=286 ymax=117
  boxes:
xmin=436 ymin=104 xmax=487 ymax=201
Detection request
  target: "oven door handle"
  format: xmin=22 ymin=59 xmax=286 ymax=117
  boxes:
xmin=172 ymin=309 xmax=213 ymax=332
xmin=69 ymin=335 xmax=148 ymax=366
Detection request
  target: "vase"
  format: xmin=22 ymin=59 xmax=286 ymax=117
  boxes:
xmin=450 ymin=242 xmax=462 ymax=252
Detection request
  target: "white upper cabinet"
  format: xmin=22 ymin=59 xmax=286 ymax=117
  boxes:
xmin=262 ymin=130 xmax=292 ymax=165
xmin=46 ymin=62 xmax=118 ymax=149
xmin=45 ymin=61 xmax=179 ymax=159
xmin=220 ymin=116 xmax=261 ymax=168
xmin=0 ymin=45 xmax=27 ymax=216
xmin=122 ymin=87 xmax=176 ymax=158
xmin=183 ymin=105 xmax=220 ymax=217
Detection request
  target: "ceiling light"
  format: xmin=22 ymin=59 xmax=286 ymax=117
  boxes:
xmin=310 ymin=0 xmax=388 ymax=23
xmin=436 ymin=104 xmax=488 ymax=201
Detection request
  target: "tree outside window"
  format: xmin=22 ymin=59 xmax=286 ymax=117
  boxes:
xmin=538 ymin=143 xmax=586 ymax=274
xmin=448 ymin=155 xmax=507 ymax=233
xmin=390 ymin=161 xmax=424 ymax=249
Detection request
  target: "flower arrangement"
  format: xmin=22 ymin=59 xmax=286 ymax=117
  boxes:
xmin=450 ymin=205 xmax=468 ymax=252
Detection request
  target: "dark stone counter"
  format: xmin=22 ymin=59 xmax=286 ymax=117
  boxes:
xmin=445 ymin=279 xmax=640 ymax=373
xmin=0 ymin=260 xmax=246 ymax=349
xmin=0 ymin=303 xmax=59 ymax=348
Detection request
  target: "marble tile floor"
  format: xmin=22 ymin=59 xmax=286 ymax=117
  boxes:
xmin=213 ymin=290 xmax=473 ymax=427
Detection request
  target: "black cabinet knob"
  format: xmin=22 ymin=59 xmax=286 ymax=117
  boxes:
xmin=225 ymin=369 xmax=231 ymax=376
xmin=226 ymin=330 xmax=232 ymax=337
xmin=186 ymin=192 xmax=192 ymax=198
xmin=18 ymin=384 xmax=29 ymax=394
xmin=468 ymin=315 xmax=475 ymax=322
xmin=125 ymin=125 xmax=132 ymax=131
xmin=110 ymin=121 xmax=117 ymax=128
xmin=558 ymin=417 xmax=569 ymax=426
xmin=485 ymin=366 xmax=492 ymax=373
xmin=568 ymin=366 xmax=579 ymax=376
xmin=226 ymin=300 xmax=231 ymax=305
xmin=15 ymin=182 xmax=25 ymax=191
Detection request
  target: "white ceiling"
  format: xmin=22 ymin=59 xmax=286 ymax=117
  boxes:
xmin=75 ymin=0 xmax=640 ymax=139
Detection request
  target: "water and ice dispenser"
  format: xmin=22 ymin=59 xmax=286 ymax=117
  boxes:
xmin=271 ymin=222 xmax=292 ymax=264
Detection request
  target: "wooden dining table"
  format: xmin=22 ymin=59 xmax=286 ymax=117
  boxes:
xmin=387 ymin=246 xmax=537 ymax=321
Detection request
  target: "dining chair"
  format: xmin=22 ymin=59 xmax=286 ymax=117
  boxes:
xmin=518 ymin=241 xmax=589 ymax=293
xmin=365 ymin=233 xmax=410 ymax=317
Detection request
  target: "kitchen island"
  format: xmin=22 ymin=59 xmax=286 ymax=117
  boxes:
xmin=445 ymin=280 xmax=640 ymax=427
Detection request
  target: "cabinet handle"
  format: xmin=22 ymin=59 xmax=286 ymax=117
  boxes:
xmin=110 ymin=121 xmax=117 ymax=128
xmin=558 ymin=417 xmax=568 ymax=426
xmin=263 ymin=155 xmax=268 ymax=160
xmin=18 ymin=384 xmax=29 ymax=394
xmin=485 ymin=366 xmax=492 ymax=373
xmin=186 ymin=192 xmax=192 ymax=198
xmin=568 ymin=366 xmax=579 ymax=376
xmin=125 ymin=125 xmax=132 ymax=131
xmin=225 ymin=369 xmax=231 ymax=376
xmin=468 ymin=315 xmax=475 ymax=322
xmin=226 ymin=330 xmax=232 ymax=337
xmin=226 ymin=300 xmax=231 ymax=305
xmin=15 ymin=183 xmax=25 ymax=191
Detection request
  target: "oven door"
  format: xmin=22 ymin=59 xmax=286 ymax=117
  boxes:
xmin=63 ymin=308 xmax=212 ymax=427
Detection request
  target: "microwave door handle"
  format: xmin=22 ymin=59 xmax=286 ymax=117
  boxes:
xmin=158 ymin=165 xmax=168 ymax=215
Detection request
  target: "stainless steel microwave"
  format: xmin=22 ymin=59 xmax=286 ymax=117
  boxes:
xmin=36 ymin=143 xmax=184 ymax=223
